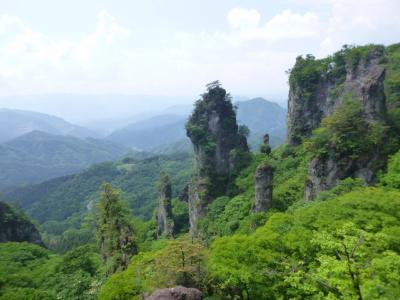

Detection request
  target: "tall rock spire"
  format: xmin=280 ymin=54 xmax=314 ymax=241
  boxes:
xmin=186 ymin=81 xmax=249 ymax=234
xmin=156 ymin=173 xmax=174 ymax=237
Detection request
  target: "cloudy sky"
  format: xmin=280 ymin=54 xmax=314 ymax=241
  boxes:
xmin=0 ymin=0 xmax=399 ymax=111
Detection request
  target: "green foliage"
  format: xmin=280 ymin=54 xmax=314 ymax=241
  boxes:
xmin=3 ymin=44 xmax=400 ymax=300
xmin=259 ymin=142 xmax=271 ymax=155
xmin=384 ymin=43 xmax=400 ymax=137
xmin=289 ymin=54 xmax=329 ymax=103
xmin=198 ymin=195 xmax=252 ymax=240
xmin=0 ymin=201 xmax=42 ymax=244
xmin=48 ymin=245 xmax=102 ymax=300
xmin=385 ymin=43 xmax=400 ymax=110
xmin=0 ymin=242 xmax=102 ymax=299
xmin=0 ymin=243 xmax=53 ymax=293
xmin=0 ymin=131 xmax=128 ymax=189
xmin=4 ymin=152 xmax=192 ymax=249
xmin=208 ymin=188 xmax=400 ymax=299
xmin=289 ymin=45 xmax=381 ymax=105
xmin=270 ymin=145 xmax=309 ymax=210
xmin=306 ymin=98 xmax=386 ymax=160
xmin=238 ymin=124 xmax=250 ymax=138
xmin=380 ymin=150 xmax=400 ymax=189
xmin=186 ymin=82 xmax=249 ymax=203
xmin=55 ymin=245 xmax=100 ymax=276
xmin=171 ymin=198 xmax=189 ymax=234
xmin=315 ymin=177 xmax=365 ymax=201
xmin=99 ymin=239 xmax=208 ymax=299
xmin=96 ymin=183 xmax=137 ymax=274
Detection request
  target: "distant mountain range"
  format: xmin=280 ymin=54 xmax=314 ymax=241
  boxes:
xmin=0 ymin=98 xmax=286 ymax=188
xmin=235 ymin=97 xmax=286 ymax=138
xmin=0 ymin=109 xmax=102 ymax=142
xmin=107 ymin=114 xmax=188 ymax=150
xmin=107 ymin=97 xmax=287 ymax=151
xmin=0 ymin=131 xmax=128 ymax=188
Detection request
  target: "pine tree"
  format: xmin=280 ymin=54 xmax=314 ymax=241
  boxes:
xmin=96 ymin=183 xmax=137 ymax=274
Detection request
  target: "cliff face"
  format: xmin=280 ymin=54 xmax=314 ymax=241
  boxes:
xmin=186 ymin=82 xmax=249 ymax=233
xmin=156 ymin=174 xmax=174 ymax=237
xmin=253 ymin=162 xmax=273 ymax=212
xmin=287 ymin=45 xmax=386 ymax=145
xmin=0 ymin=201 xmax=43 ymax=245
xmin=286 ymin=45 xmax=389 ymax=200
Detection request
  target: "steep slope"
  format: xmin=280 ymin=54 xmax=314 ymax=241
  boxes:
xmin=286 ymin=44 xmax=400 ymax=199
xmin=0 ymin=131 xmax=129 ymax=188
xmin=0 ymin=109 xmax=99 ymax=142
xmin=0 ymin=201 xmax=42 ymax=245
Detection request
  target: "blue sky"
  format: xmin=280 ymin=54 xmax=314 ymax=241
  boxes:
xmin=0 ymin=0 xmax=399 ymax=103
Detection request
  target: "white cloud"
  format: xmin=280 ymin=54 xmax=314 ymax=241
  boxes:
xmin=0 ymin=1 xmax=399 ymax=99
xmin=0 ymin=10 xmax=131 ymax=94
xmin=228 ymin=8 xmax=260 ymax=30
xmin=262 ymin=10 xmax=320 ymax=40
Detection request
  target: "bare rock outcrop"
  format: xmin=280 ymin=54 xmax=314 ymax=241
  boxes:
xmin=156 ymin=173 xmax=174 ymax=237
xmin=186 ymin=81 xmax=249 ymax=234
xmin=144 ymin=286 xmax=203 ymax=300
xmin=253 ymin=162 xmax=273 ymax=212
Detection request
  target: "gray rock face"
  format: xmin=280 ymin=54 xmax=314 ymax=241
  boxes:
xmin=286 ymin=46 xmax=388 ymax=200
xmin=304 ymin=150 xmax=379 ymax=200
xmin=0 ymin=201 xmax=43 ymax=245
xmin=156 ymin=174 xmax=174 ymax=237
xmin=186 ymin=83 xmax=249 ymax=234
xmin=253 ymin=163 xmax=273 ymax=212
xmin=144 ymin=286 xmax=203 ymax=300
xmin=179 ymin=184 xmax=189 ymax=202
xmin=287 ymin=46 xmax=386 ymax=145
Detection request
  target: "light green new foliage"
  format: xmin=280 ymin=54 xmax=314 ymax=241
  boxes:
xmin=0 ymin=242 xmax=102 ymax=300
xmin=380 ymin=150 xmax=400 ymax=189
xmin=98 ymin=239 xmax=208 ymax=300
xmin=208 ymin=188 xmax=400 ymax=299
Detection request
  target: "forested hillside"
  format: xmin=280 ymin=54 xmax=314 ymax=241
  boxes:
xmin=0 ymin=131 xmax=129 ymax=188
xmin=1 ymin=43 xmax=400 ymax=300
xmin=3 ymin=152 xmax=192 ymax=252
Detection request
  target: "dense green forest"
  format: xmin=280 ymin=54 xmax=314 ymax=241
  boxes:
xmin=1 ymin=43 xmax=400 ymax=299
xmin=0 ymin=130 xmax=129 ymax=188
xmin=1 ymin=152 xmax=192 ymax=253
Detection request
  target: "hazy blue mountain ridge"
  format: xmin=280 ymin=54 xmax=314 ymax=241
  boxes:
xmin=0 ymin=131 xmax=129 ymax=188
